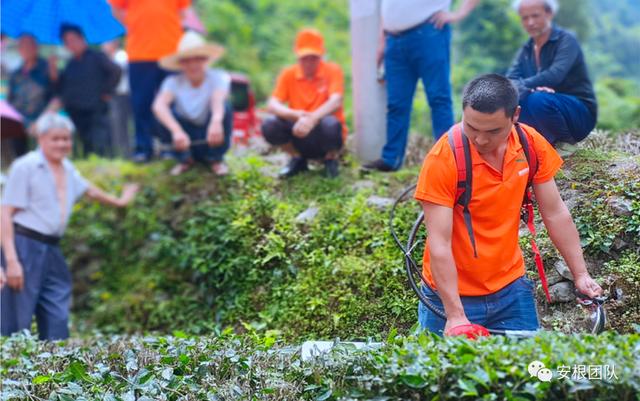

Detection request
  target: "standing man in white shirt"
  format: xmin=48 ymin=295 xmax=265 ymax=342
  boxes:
xmin=364 ymin=0 xmax=479 ymax=172
xmin=1 ymin=114 xmax=139 ymax=340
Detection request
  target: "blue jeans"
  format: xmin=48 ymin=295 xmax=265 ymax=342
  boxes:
xmin=519 ymin=92 xmax=596 ymax=144
xmin=129 ymin=61 xmax=173 ymax=157
xmin=382 ymin=22 xmax=454 ymax=169
xmin=174 ymin=102 xmax=233 ymax=164
xmin=1 ymin=234 xmax=72 ymax=340
xmin=418 ymin=276 xmax=540 ymax=336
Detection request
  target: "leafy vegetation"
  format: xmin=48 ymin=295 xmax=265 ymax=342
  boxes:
xmin=57 ymin=144 xmax=640 ymax=341
xmin=2 ymin=330 xmax=638 ymax=400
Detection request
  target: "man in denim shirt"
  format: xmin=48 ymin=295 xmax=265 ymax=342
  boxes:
xmin=507 ymin=0 xmax=597 ymax=145
xmin=8 ymin=35 xmax=57 ymax=156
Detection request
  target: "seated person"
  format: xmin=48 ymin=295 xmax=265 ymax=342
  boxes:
xmin=262 ymin=28 xmax=347 ymax=178
xmin=507 ymin=0 xmax=597 ymax=145
xmin=1 ymin=113 xmax=138 ymax=341
xmin=153 ymin=32 xmax=231 ymax=176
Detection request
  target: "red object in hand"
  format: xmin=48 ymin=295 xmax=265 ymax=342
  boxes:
xmin=446 ymin=324 xmax=490 ymax=340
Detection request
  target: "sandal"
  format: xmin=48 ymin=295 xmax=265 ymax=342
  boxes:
xmin=211 ymin=161 xmax=229 ymax=176
xmin=170 ymin=163 xmax=191 ymax=176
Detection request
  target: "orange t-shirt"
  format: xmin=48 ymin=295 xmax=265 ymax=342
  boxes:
xmin=272 ymin=61 xmax=347 ymax=139
xmin=109 ymin=0 xmax=191 ymax=62
xmin=414 ymin=123 xmax=563 ymax=296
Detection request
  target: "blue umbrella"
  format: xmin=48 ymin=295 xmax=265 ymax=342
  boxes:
xmin=1 ymin=0 xmax=125 ymax=45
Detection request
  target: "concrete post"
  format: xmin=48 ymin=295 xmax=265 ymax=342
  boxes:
xmin=350 ymin=0 xmax=386 ymax=163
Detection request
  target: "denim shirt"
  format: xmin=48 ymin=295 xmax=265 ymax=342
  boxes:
xmin=8 ymin=58 xmax=53 ymax=125
xmin=507 ymin=26 xmax=597 ymax=118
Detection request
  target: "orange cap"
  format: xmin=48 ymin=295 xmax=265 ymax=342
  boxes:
xmin=294 ymin=28 xmax=324 ymax=57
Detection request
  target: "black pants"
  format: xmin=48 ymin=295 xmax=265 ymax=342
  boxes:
xmin=67 ymin=104 xmax=113 ymax=158
xmin=261 ymin=116 xmax=343 ymax=159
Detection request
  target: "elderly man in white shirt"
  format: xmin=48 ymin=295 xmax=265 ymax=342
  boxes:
xmin=1 ymin=113 xmax=139 ymax=340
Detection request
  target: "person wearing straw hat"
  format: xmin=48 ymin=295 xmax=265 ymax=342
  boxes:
xmin=153 ymin=31 xmax=231 ymax=176
xmin=262 ymin=28 xmax=347 ymax=179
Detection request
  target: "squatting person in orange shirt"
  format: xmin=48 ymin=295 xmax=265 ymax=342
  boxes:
xmin=262 ymin=28 xmax=347 ymax=179
xmin=415 ymin=74 xmax=602 ymax=336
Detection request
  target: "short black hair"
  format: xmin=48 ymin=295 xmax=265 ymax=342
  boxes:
xmin=59 ymin=23 xmax=84 ymax=40
xmin=462 ymin=74 xmax=519 ymax=118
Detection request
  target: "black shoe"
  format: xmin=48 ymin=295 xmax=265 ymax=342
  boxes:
xmin=324 ymin=159 xmax=339 ymax=178
xmin=362 ymin=158 xmax=396 ymax=172
xmin=279 ymin=157 xmax=308 ymax=178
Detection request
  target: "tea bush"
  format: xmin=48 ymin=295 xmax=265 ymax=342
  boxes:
xmin=1 ymin=330 xmax=638 ymax=400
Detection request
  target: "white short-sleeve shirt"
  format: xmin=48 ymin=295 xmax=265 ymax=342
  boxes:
xmin=2 ymin=150 xmax=89 ymax=237
xmin=160 ymin=68 xmax=231 ymax=126
xmin=381 ymin=0 xmax=451 ymax=33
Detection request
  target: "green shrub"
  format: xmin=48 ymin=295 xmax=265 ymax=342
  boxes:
xmin=63 ymin=149 xmax=640 ymax=339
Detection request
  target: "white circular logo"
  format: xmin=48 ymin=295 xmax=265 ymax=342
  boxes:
xmin=528 ymin=360 xmax=545 ymax=377
xmin=537 ymin=368 xmax=553 ymax=382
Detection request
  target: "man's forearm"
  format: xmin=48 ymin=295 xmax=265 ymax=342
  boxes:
xmin=455 ymin=0 xmax=480 ymax=19
xmin=211 ymin=91 xmax=226 ymax=123
xmin=267 ymin=98 xmax=301 ymax=122
xmin=430 ymin=251 xmax=466 ymax=318
xmin=543 ymin=209 xmax=589 ymax=278
xmin=309 ymin=95 xmax=341 ymax=121
xmin=86 ymin=186 xmax=123 ymax=207
xmin=1 ymin=208 xmax=18 ymax=263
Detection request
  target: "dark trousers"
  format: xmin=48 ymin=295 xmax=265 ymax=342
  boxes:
xmin=108 ymin=94 xmax=132 ymax=158
xmin=261 ymin=116 xmax=343 ymax=159
xmin=129 ymin=61 xmax=172 ymax=157
xmin=174 ymin=102 xmax=233 ymax=164
xmin=1 ymin=234 xmax=72 ymax=341
xmin=519 ymin=92 xmax=596 ymax=144
xmin=67 ymin=104 xmax=113 ymax=158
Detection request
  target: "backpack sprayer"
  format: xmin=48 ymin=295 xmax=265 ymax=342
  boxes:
xmin=389 ymin=123 xmax=608 ymax=339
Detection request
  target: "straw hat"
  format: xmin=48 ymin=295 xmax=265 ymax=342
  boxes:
xmin=159 ymin=31 xmax=225 ymax=71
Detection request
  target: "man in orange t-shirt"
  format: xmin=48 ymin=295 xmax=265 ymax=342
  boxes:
xmin=414 ymin=74 xmax=602 ymax=336
xmin=109 ymin=0 xmax=191 ymax=162
xmin=262 ymin=28 xmax=346 ymax=179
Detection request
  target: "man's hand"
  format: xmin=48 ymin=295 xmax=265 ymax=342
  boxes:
xmin=207 ymin=120 xmax=225 ymax=147
xmin=574 ymin=272 xmax=603 ymax=299
xmin=117 ymin=183 xmax=140 ymax=207
xmin=292 ymin=115 xmax=318 ymax=138
xmin=444 ymin=315 xmax=472 ymax=335
xmin=535 ymin=86 xmax=555 ymax=93
xmin=172 ymin=129 xmax=191 ymax=152
xmin=6 ymin=260 xmax=24 ymax=291
xmin=429 ymin=10 xmax=464 ymax=29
